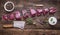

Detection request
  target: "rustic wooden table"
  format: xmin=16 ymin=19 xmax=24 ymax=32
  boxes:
xmin=0 ymin=0 xmax=60 ymax=35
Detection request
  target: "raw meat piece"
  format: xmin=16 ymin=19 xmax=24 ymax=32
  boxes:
xmin=30 ymin=8 xmax=37 ymax=17
xmin=9 ymin=13 xmax=15 ymax=20
xmin=49 ymin=7 xmax=56 ymax=14
xmin=22 ymin=9 xmax=29 ymax=18
xmin=37 ymin=9 xmax=43 ymax=15
xmin=14 ymin=11 xmax=21 ymax=20
xmin=43 ymin=8 xmax=49 ymax=15
xmin=2 ymin=14 xmax=8 ymax=20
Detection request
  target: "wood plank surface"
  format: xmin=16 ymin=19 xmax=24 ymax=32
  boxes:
xmin=0 ymin=0 xmax=60 ymax=35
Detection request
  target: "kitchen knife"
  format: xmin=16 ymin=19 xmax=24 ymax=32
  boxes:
xmin=3 ymin=21 xmax=25 ymax=29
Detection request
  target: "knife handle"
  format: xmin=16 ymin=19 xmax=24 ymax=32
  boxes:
xmin=3 ymin=24 xmax=13 ymax=28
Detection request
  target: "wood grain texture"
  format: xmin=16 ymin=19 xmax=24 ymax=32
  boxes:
xmin=0 ymin=0 xmax=60 ymax=35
